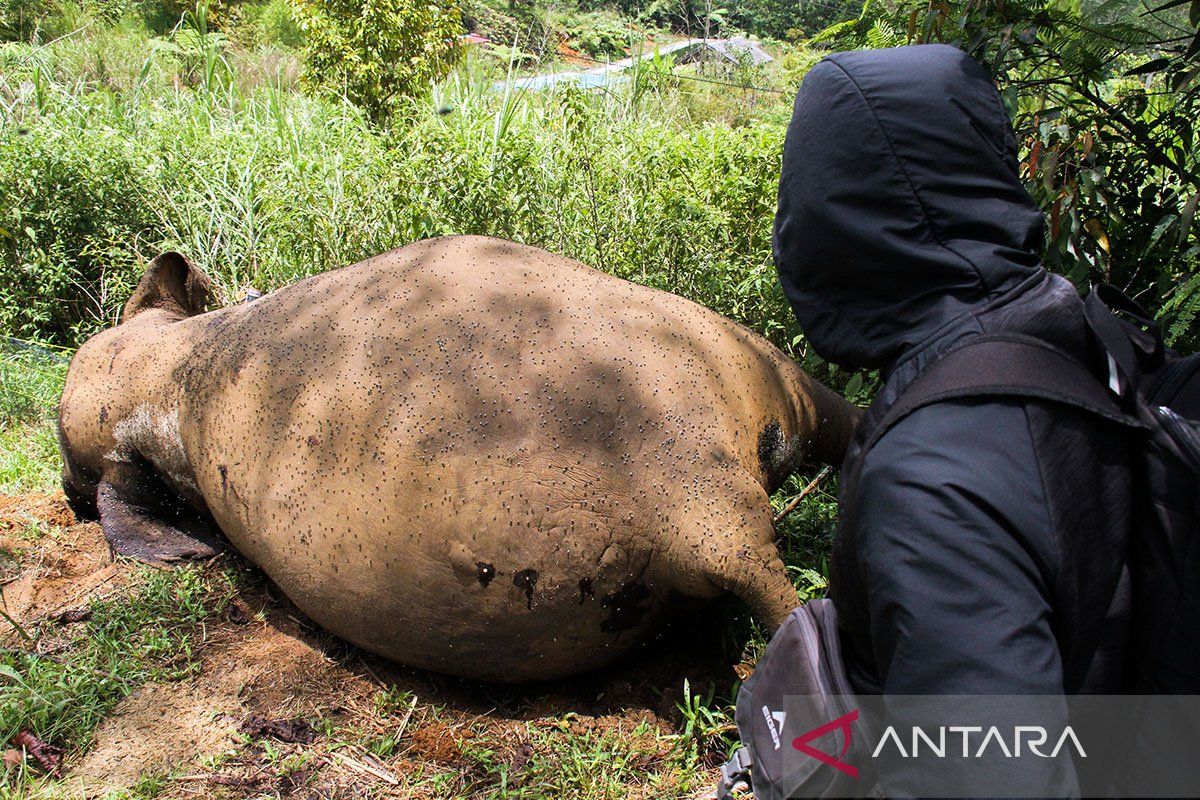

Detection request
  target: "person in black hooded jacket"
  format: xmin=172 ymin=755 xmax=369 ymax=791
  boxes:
xmin=773 ymin=45 xmax=1134 ymax=795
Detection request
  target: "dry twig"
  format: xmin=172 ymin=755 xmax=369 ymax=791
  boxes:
xmin=772 ymin=466 xmax=833 ymax=526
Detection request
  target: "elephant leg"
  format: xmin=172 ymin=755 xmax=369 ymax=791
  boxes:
xmin=709 ymin=540 xmax=799 ymax=628
xmin=659 ymin=465 xmax=800 ymax=629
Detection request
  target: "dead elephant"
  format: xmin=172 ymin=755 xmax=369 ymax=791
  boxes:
xmin=57 ymin=236 xmax=860 ymax=682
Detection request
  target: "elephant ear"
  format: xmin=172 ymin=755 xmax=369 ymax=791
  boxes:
xmin=122 ymin=252 xmax=214 ymax=321
xmin=97 ymin=460 xmax=225 ymax=564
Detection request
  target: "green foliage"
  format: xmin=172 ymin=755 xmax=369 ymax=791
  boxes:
xmin=611 ymin=0 xmax=858 ymax=39
xmin=616 ymin=0 xmax=728 ymax=36
xmin=566 ymin=11 xmax=631 ymax=58
xmin=0 ymin=99 xmax=154 ymax=343
xmin=0 ymin=0 xmax=57 ymax=41
xmin=0 ymin=345 xmax=66 ymax=425
xmin=0 ymin=28 xmax=811 ymax=361
xmin=460 ymin=0 xmax=555 ymax=55
xmin=0 ymin=421 xmax=61 ymax=495
xmin=259 ymin=0 xmax=303 ymax=47
xmin=0 ymin=343 xmax=69 ymax=494
xmin=291 ymin=0 xmax=464 ymax=123
xmin=773 ymin=469 xmax=839 ymax=581
xmin=728 ymin=0 xmax=861 ymax=40
xmin=817 ymin=0 xmax=1200 ymax=350
xmin=0 ymin=0 xmax=285 ymax=43
xmin=674 ymin=678 xmax=736 ymax=756
xmin=160 ymin=1 xmax=236 ymax=92
xmin=517 ymin=716 xmax=705 ymax=798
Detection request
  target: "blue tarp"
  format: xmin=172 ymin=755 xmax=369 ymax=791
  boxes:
xmin=492 ymin=70 xmax=623 ymax=93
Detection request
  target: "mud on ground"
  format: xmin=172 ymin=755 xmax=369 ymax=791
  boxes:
xmin=0 ymin=492 xmax=744 ymax=799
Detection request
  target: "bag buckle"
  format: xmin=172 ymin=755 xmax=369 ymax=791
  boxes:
xmin=716 ymin=746 xmax=753 ymax=799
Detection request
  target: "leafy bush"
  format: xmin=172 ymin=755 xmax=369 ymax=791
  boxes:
xmin=246 ymin=0 xmax=303 ymax=48
xmin=0 ymin=122 xmax=152 ymax=343
xmin=290 ymin=0 xmax=464 ymax=123
xmin=0 ymin=343 xmax=68 ymax=493
xmin=0 ymin=0 xmax=58 ymax=41
xmin=0 ymin=344 xmax=66 ymax=425
xmin=567 ymin=12 xmax=630 ymax=59
xmin=614 ymin=0 xmax=731 ymax=36
xmin=727 ymin=0 xmax=860 ymax=40
xmin=460 ymin=0 xmax=557 ymax=55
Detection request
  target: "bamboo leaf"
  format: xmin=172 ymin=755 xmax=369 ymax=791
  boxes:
xmin=1085 ymin=218 xmax=1112 ymax=254
xmin=1178 ymin=194 xmax=1199 ymax=246
xmin=1124 ymin=58 xmax=1170 ymax=76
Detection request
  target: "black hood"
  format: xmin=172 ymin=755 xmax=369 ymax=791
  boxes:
xmin=773 ymin=44 xmax=1048 ymax=370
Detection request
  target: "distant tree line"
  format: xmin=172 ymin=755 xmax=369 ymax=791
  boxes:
xmin=594 ymin=0 xmax=861 ymax=40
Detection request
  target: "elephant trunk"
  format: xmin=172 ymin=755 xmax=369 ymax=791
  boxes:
xmin=800 ymin=378 xmax=862 ymax=468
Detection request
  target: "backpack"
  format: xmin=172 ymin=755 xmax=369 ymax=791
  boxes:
xmin=718 ymin=284 xmax=1200 ymax=799
xmin=1081 ymin=284 xmax=1200 ymax=692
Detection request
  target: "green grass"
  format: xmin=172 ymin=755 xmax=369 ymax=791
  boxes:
xmin=0 ymin=767 xmax=171 ymax=800
xmin=0 ymin=346 xmax=68 ymax=423
xmin=0 ymin=565 xmax=234 ymax=796
xmin=0 ymin=566 xmax=235 ymax=751
xmin=0 ymin=566 xmax=229 ymax=798
xmin=516 ymin=719 xmax=701 ymax=799
xmin=0 ymin=14 xmax=834 ymax=372
xmin=0 ymin=423 xmax=61 ymax=496
xmin=0 ymin=343 xmax=68 ymax=494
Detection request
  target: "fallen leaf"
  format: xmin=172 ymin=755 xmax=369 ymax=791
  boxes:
xmin=55 ymin=608 xmax=91 ymax=624
xmin=13 ymin=731 xmax=63 ymax=777
xmin=238 ymin=714 xmax=316 ymax=744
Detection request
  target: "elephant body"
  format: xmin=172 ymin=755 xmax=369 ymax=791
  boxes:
xmin=58 ymin=236 xmax=857 ymax=681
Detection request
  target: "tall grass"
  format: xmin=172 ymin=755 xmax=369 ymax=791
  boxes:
xmin=0 ymin=20 xmax=810 ymax=366
xmin=0 ymin=342 xmax=68 ymax=494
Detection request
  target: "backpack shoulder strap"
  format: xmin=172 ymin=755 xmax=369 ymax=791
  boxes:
xmin=1083 ymin=283 xmax=1167 ymax=393
xmin=859 ymin=334 xmax=1146 ymax=463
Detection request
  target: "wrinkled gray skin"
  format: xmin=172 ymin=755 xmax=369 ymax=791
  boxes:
xmin=58 ymin=236 xmax=859 ymax=682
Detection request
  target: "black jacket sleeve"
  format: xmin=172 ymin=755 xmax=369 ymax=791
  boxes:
xmin=852 ymin=399 xmax=1079 ymax=796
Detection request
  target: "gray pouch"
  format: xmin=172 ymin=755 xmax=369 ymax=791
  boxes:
xmin=717 ymin=599 xmax=876 ymax=800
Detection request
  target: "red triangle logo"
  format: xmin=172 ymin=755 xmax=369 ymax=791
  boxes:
xmin=791 ymin=709 xmax=859 ymax=778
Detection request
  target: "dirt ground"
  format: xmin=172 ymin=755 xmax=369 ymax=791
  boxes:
xmin=0 ymin=492 xmax=740 ymax=799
